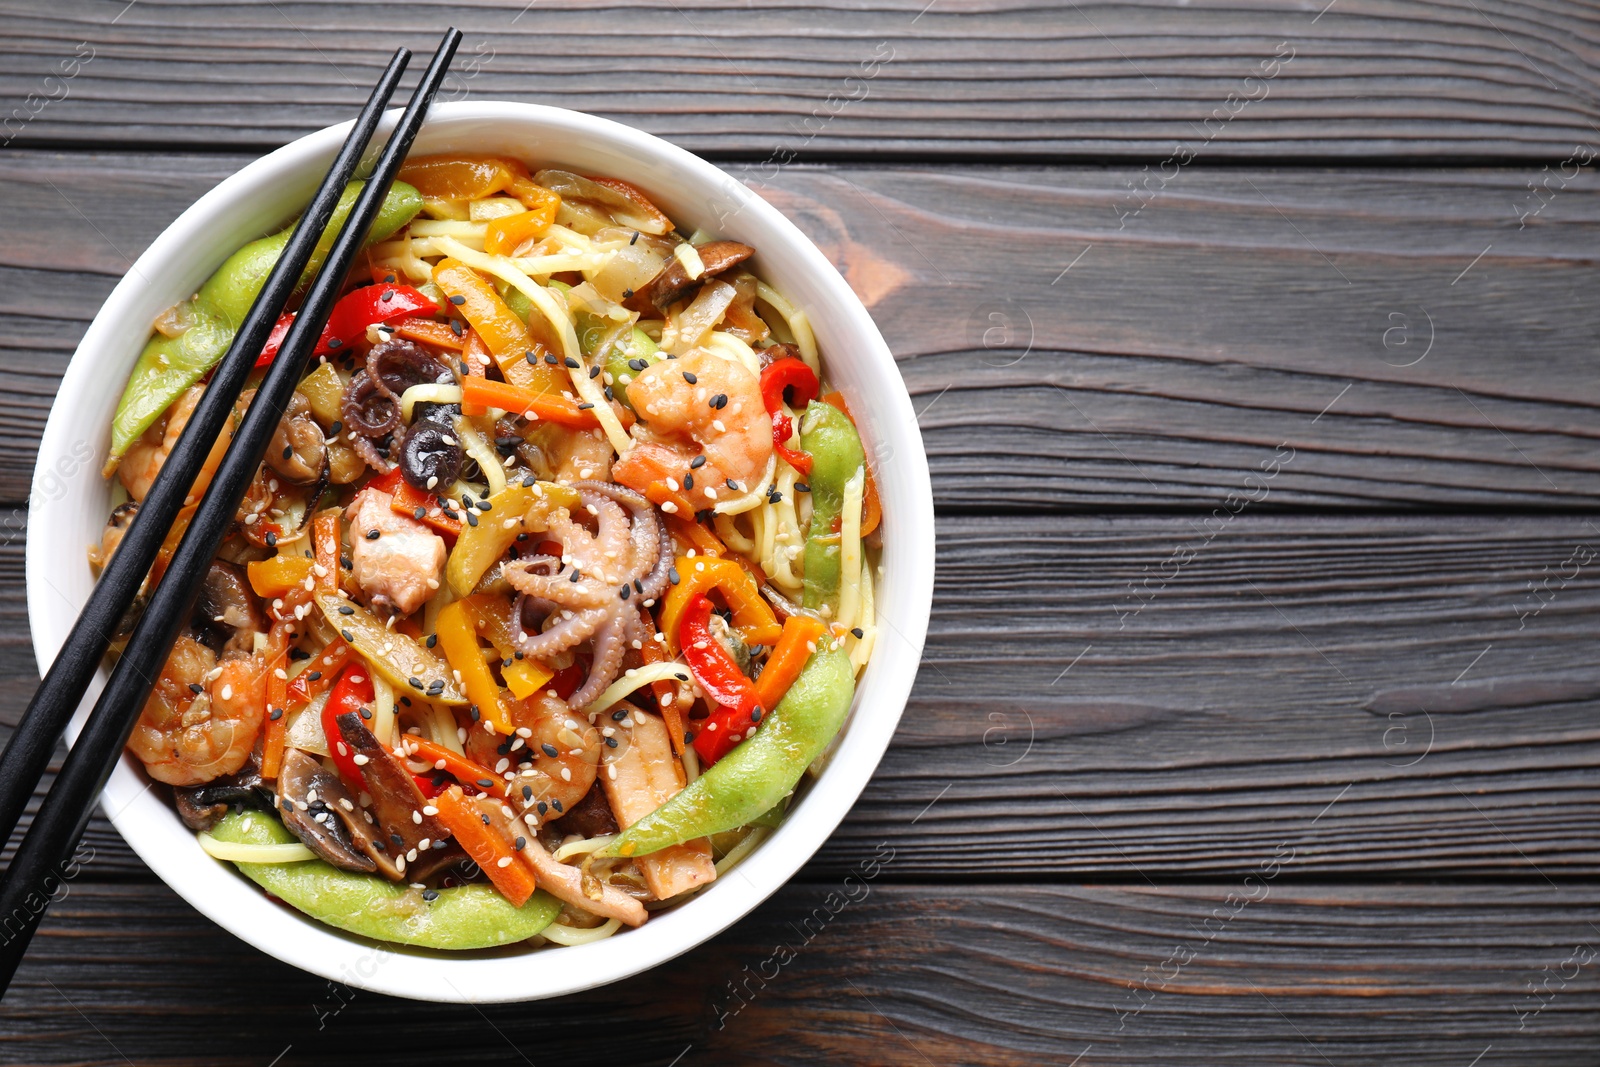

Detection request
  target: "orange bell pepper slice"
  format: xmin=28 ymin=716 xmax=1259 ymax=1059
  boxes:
xmin=659 ymin=554 xmax=783 ymax=653
xmin=246 ymin=554 xmax=314 ymax=599
xmin=432 ymin=259 xmax=531 ymax=360
xmin=285 ymin=638 xmax=350 ymax=706
xmin=390 ymin=316 xmax=466 ymax=352
xmin=484 ymin=191 xmax=561 ymax=255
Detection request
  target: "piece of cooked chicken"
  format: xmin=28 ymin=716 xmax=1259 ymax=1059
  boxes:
xmin=345 ymin=487 xmax=445 ymax=616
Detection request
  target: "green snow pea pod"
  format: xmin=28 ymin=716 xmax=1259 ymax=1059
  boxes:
xmin=603 ymin=645 xmax=856 ymax=859
xmin=799 ymin=400 xmax=865 ymax=611
xmin=597 ymin=326 xmax=660 ymax=411
xmin=208 ymin=808 xmax=560 ymax=950
xmin=107 ymin=180 xmax=423 ymax=461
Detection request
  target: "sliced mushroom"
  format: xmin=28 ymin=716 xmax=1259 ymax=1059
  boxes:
xmin=549 ymin=782 xmax=619 ymax=841
xmin=267 ymin=392 xmax=329 ymax=485
xmin=275 ymin=748 xmax=377 ymax=873
xmin=193 ymin=560 xmax=266 ymax=654
xmin=534 ymin=170 xmax=672 ymax=236
xmin=174 ymin=753 xmax=268 ymax=831
xmin=88 ymin=502 xmax=150 ymax=640
xmin=638 ymin=240 xmax=755 ymax=313
xmin=333 ymin=712 xmax=459 ymax=882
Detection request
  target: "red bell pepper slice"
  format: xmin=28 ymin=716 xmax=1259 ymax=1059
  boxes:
xmin=322 ymin=662 xmax=376 ymax=788
xmin=680 ymin=593 xmax=764 ymax=764
xmin=254 ymin=283 xmax=439 ymax=369
xmin=759 ymin=357 xmax=820 ymax=476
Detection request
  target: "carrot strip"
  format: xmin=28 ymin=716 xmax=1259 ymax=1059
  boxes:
xmin=754 ymin=615 xmax=827 ymax=713
xmin=391 ymin=316 xmax=467 ymax=352
xmin=435 ymin=786 xmax=536 ymax=906
xmin=459 ymin=376 xmax=600 ymax=430
xmin=637 ymin=624 xmax=686 ymax=755
xmin=386 ymin=479 xmax=462 ymax=538
xmin=407 ymin=737 xmax=510 ymax=799
xmin=312 ymin=508 xmax=341 ymax=598
xmin=259 ymin=622 xmax=293 ymax=779
xmin=285 ymin=639 xmax=350 ymax=705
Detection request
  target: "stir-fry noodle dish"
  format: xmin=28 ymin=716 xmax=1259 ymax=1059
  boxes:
xmin=93 ymin=157 xmax=881 ymax=949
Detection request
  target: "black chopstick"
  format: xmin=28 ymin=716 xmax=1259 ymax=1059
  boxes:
xmin=0 ymin=48 xmax=412 ymax=851
xmin=0 ymin=28 xmax=462 ymax=992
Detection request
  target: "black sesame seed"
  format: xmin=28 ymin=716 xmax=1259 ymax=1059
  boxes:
xmin=605 ymin=736 xmax=618 ymax=748
xmin=469 ymin=705 xmax=480 ymax=721
xmin=795 ymin=482 xmax=811 ymax=493
xmin=477 ymin=778 xmax=494 ymax=788
xmin=682 ymin=370 xmax=697 ymax=384
xmin=450 ymin=319 xmax=464 ymax=336
xmin=682 ymin=731 xmax=696 ymax=745
xmin=414 ymin=506 xmax=427 ymax=520
xmin=340 ymin=555 xmax=353 ymax=570
xmin=307 ymin=671 xmax=322 ymax=681
xmin=630 ymin=231 xmax=640 ymax=245
xmin=340 ymin=629 xmax=355 ymax=642
xmin=401 ymin=696 xmax=413 ymax=707
xmin=537 ymin=801 xmax=548 ymax=815
xmin=612 ymin=709 xmax=628 ymax=721
xmin=751 ymin=707 xmax=763 ymax=722
xmin=689 ymin=455 xmax=706 ymax=470
xmin=366 ymin=528 xmax=380 ymax=539
xmin=338 ymin=605 xmax=355 ymax=615
xmin=545 ymin=353 xmax=559 ymax=365
xmin=514 ymin=836 xmax=526 ymax=851
xmin=449 ymin=294 xmax=466 ymax=306
xmin=604 ymin=386 xmax=614 ymax=401
xmin=682 ymin=472 xmax=694 ymax=490
xmin=326 ymin=337 xmax=343 ymax=350
xmin=372 ymin=839 xmax=386 ymax=851
xmin=513 ymin=651 xmax=524 ymax=660
xmin=426 ymin=633 xmax=437 ymax=648
xmin=570 ymin=570 xmax=581 ymax=583
xmin=391 ymin=833 xmax=404 ymax=847
xmin=851 ymin=627 xmax=865 ymax=638
xmin=290 ymin=648 xmax=311 ymax=661
xmin=385 ymin=274 xmax=397 ymax=283
xmin=629 ymin=359 xmax=647 ymax=372
xmin=422 ymin=889 xmax=439 ymax=902
xmin=622 ymin=288 xmax=634 ymax=299
xmin=619 ymin=585 xmax=631 ymax=600
xmin=480 ymin=813 xmax=490 ymax=824
xmin=381 ymin=289 xmax=394 ymax=302
xmin=497 ymin=740 xmax=512 ymax=756
xmin=269 ymin=707 xmax=284 ymax=721
xmin=577 ymin=402 xmax=594 ymax=410
xmin=409 ymin=677 xmax=424 ymax=690
xmin=634 ymin=579 xmax=644 ymax=594
xmin=477 ymin=499 xmax=492 ymax=512
xmin=541 ymin=742 xmax=559 ymax=758
xmin=522 ymin=785 xmax=534 ymax=800
xmin=465 ymin=512 xmax=479 ymax=527
xmin=265 ymin=531 xmax=277 ymax=548
xmin=726 ymin=478 xmax=739 ymax=491
xmin=669 ymin=567 xmax=680 ymax=585
xmin=564 ymin=357 xmax=580 ymax=369
xmin=711 ymin=393 xmax=728 ymax=409
xmin=458 ymin=360 xmax=470 ymax=377
xmin=551 ymin=799 xmax=563 ymax=813
xmin=359 ymin=706 xmax=372 ymax=720
xmin=589 ymin=364 xmax=601 ymax=379
xmin=329 ymin=420 xmax=343 ymax=435
xmin=282 ymin=445 xmax=294 ymax=460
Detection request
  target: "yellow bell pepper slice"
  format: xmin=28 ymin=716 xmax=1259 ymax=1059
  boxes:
xmin=246 ymin=554 xmax=314 ymax=599
xmin=445 ymin=479 xmax=580 ymax=598
xmin=435 ymin=600 xmax=513 ymax=734
xmin=460 ymin=593 xmax=554 ymax=701
xmin=659 ymin=555 xmax=783 ymax=653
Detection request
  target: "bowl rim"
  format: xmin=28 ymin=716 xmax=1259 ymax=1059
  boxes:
xmin=26 ymin=100 xmax=934 ymax=1002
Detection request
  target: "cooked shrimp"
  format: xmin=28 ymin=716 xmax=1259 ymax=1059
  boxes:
xmin=118 ymin=384 xmax=232 ymax=504
xmin=127 ymin=636 xmax=266 ymax=786
xmin=614 ymin=349 xmax=772 ymax=501
xmin=345 ymin=487 xmax=446 ymax=616
xmin=466 ymin=689 xmax=601 ymax=823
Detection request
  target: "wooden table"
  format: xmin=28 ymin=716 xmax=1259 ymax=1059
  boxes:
xmin=3 ymin=2 xmax=1599 ymax=1063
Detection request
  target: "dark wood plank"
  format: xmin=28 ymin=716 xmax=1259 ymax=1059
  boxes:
xmin=5 ymin=1 xmax=1600 ymax=159
xmin=6 ymin=152 xmax=1600 ymax=509
xmin=5 ymin=880 xmax=1597 ymax=1065
xmin=8 ymin=510 xmax=1600 ymax=878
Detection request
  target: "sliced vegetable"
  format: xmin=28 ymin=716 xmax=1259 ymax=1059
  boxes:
xmin=601 ymin=709 xmax=715 ymax=899
xmin=753 ymin=613 xmax=827 ymax=714
xmin=459 ymin=594 xmax=554 ymax=699
xmin=210 ymin=810 xmax=559 ymax=949
xmin=253 ymin=283 xmax=437 ymax=369
xmin=798 ymin=400 xmax=866 ymax=612
xmin=444 ymin=478 xmax=579 ymax=597
xmin=760 ymin=357 xmax=819 ymax=476
xmin=321 ymin=663 xmax=376 ymax=787
xmin=391 ymin=316 xmax=467 ymax=352
xmin=312 ymin=507 xmax=341 ymax=597
xmin=459 ymin=377 xmax=601 ymax=430
xmin=484 ymin=192 xmax=560 ymax=255
xmin=405 ymin=736 xmax=509 ymax=799
xmin=259 ymin=622 xmax=293 ymax=779
xmin=680 ymin=594 xmax=762 ymax=764
xmin=245 ymin=554 xmax=314 ymax=599
xmin=435 ymin=600 xmax=512 ymax=734
xmin=434 ymin=786 xmax=536 ymax=906
xmin=314 ymin=593 xmax=468 ymax=705
xmin=432 ymin=258 xmax=536 ymax=367
xmin=285 ymin=638 xmax=349 ymax=706
xmin=659 ymin=554 xmax=783 ymax=653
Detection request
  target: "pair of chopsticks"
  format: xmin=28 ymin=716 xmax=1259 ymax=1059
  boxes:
xmin=0 ymin=28 xmax=463 ymax=991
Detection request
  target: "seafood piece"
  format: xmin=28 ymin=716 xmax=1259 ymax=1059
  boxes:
xmin=345 ymin=487 xmax=446 ymax=616
xmin=128 ymin=636 xmax=266 ymax=787
xmin=117 ymin=384 xmax=232 ymax=504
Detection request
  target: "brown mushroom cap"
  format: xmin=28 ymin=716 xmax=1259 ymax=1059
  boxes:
xmin=174 ymin=754 xmax=268 ymax=832
xmin=333 ymin=712 xmax=460 ymax=882
xmin=275 ymin=748 xmax=378 ymax=872
xmin=638 ymin=240 xmax=755 ymax=313
xmin=193 ymin=560 xmax=266 ymax=654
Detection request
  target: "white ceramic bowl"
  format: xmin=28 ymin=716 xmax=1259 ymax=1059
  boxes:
xmin=26 ymin=102 xmax=933 ymax=1002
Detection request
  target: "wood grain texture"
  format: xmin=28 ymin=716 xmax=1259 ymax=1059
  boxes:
xmin=6 ymin=152 xmax=1600 ymax=509
xmin=3 ymin=881 xmax=1597 ymax=1065
xmin=4 ymin=1 xmax=1600 ymax=159
xmin=8 ymin=510 xmax=1600 ymax=879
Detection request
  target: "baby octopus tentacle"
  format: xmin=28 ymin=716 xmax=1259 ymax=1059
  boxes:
xmin=504 ymin=553 xmax=616 ymax=611
xmin=568 ymin=611 xmax=630 ymax=710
